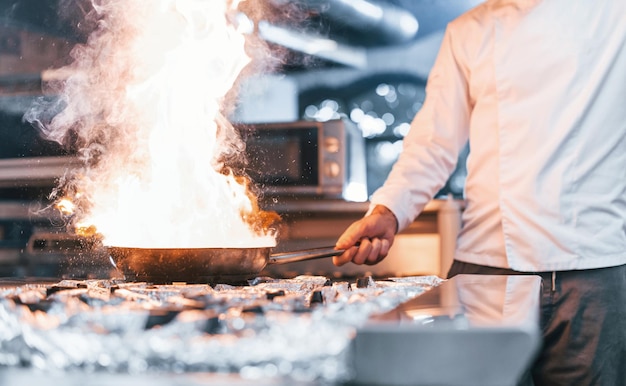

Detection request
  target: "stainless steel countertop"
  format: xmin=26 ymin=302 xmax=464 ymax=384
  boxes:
xmin=0 ymin=275 xmax=540 ymax=386
xmin=351 ymin=274 xmax=542 ymax=386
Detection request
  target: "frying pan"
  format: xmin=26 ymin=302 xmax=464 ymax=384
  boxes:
xmin=108 ymin=246 xmax=345 ymax=284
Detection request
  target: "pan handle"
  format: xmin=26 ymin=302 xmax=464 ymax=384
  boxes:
xmin=268 ymin=246 xmax=345 ymax=265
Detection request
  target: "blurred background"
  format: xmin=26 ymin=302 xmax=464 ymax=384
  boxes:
xmin=0 ymin=0 xmax=478 ymax=198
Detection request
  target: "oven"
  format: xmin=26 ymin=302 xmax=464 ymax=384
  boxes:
xmin=239 ymin=119 xmax=367 ymax=202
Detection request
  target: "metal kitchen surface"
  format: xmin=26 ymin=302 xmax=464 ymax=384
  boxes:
xmin=0 ymin=274 xmax=540 ymax=385
xmin=352 ymin=274 xmax=541 ymax=386
xmin=0 ymin=274 xmax=441 ymax=384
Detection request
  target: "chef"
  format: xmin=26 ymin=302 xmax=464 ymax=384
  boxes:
xmin=333 ymin=1 xmax=626 ymax=385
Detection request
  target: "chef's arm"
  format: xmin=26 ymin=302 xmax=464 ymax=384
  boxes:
xmin=371 ymin=24 xmax=471 ymax=232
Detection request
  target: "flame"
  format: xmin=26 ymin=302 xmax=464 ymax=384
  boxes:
xmin=37 ymin=0 xmax=279 ymax=248
xmin=56 ymin=198 xmax=76 ymax=216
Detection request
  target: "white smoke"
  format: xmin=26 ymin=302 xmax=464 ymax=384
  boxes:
xmin=24 ymin=0 xmax=280 ymax=248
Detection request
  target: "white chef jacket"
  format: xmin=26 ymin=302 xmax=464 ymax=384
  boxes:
xmin=370 ymin=0 xmax=626 ymax=272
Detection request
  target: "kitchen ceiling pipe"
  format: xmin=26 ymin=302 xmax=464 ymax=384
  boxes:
xmin=257 ymin=20 xmax=368 ymax=68
xmin=294 ymin=0 xmax=419 ymax=46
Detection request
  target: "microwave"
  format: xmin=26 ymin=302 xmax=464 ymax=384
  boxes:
xmin=238 ymin=119 xmax=368 ymax=202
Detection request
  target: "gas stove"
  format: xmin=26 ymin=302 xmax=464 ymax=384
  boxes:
xmin=0 ymin=274 xmax=542 ymax=386
xmin=0 ymin=274 xmax=442 ymax=383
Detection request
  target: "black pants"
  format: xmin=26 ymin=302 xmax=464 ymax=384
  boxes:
xmin=447 ymin=260 xmax=626 ymax=386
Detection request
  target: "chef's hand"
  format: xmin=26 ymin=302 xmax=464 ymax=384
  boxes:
xmin=333 ymin=205 xmax=399 ymax=266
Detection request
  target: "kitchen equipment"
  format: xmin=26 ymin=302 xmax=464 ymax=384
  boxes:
xmin=238 ymin=118 xmax=367 ymax=202
xmin=0 ymin=274 xmax=540 ymax=385
xmin=0 ymin=274 xmax=440 ymax=382
xmin=351 ymin=274 xmax=541 ymax=386
xmin=108 ymin=245 xmax=345 ymax=284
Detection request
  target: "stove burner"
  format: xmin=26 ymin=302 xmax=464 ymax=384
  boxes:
xmin=0 ymin=275 xmax=441 ymax=382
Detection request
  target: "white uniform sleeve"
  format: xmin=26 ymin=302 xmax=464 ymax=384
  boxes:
xmin=369 ymin=25 xmax=471 ymax=232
